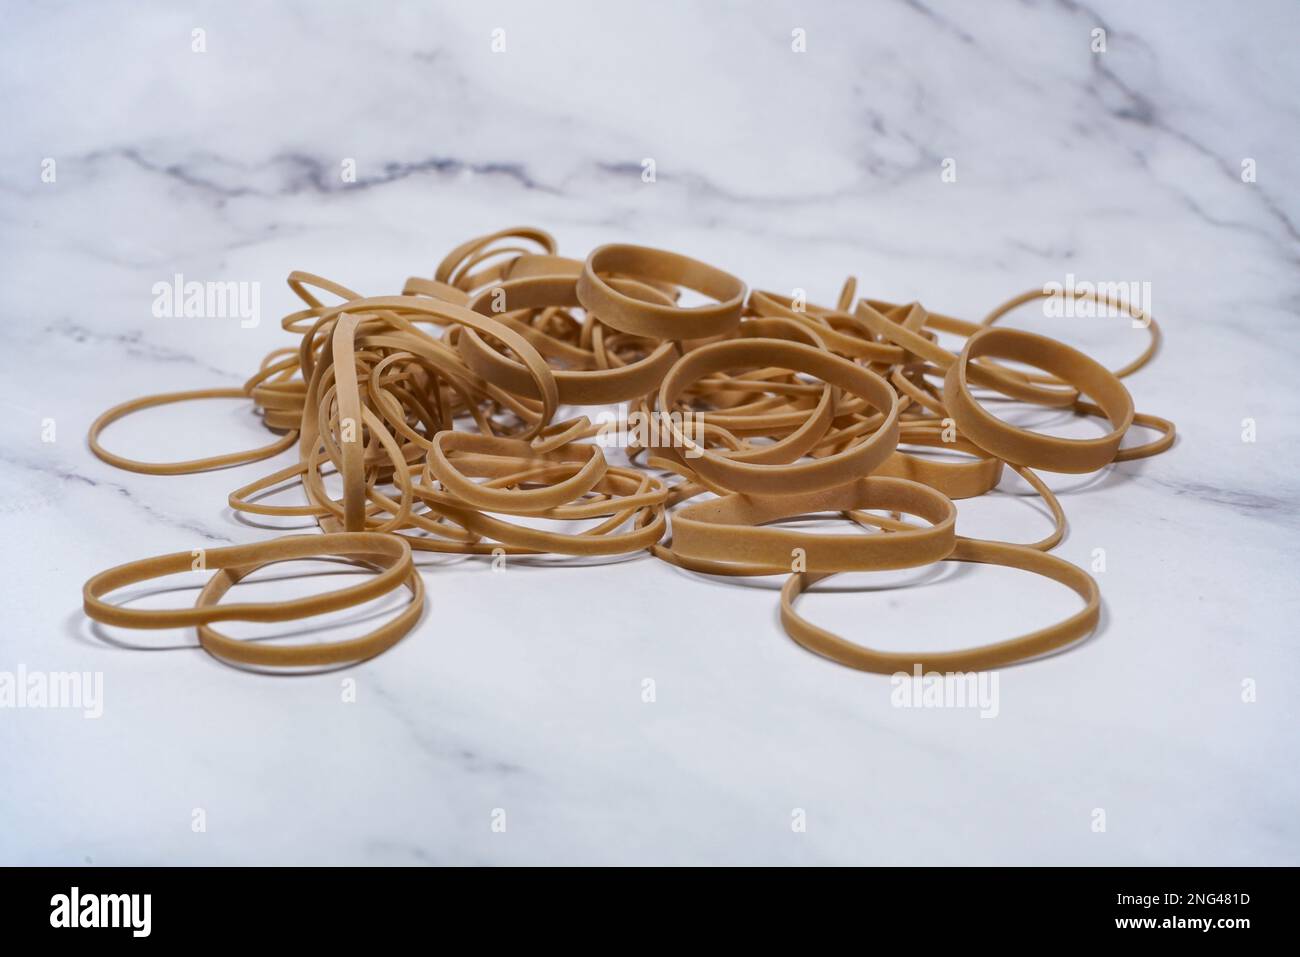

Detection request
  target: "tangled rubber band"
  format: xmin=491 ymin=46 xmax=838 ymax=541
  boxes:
xmin=83 ymin=226 xmax=1175 ymax=672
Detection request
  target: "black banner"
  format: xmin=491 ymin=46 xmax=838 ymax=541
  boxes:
xmin=0 ymin=866 xmax=1281 ymax=942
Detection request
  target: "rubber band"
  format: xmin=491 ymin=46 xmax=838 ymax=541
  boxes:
xmin=89 ymin=388 xmax=298 ymax=475
xmin=655 ymin=338 xmax=899 ymax=494
xmin=779 ymin=538 xmax=1099 ymax=673
xmin=577 ymin=244 xmax=746 ymax=340
xmin=943 ymin=327 xmax=1135 ymax=473
xmin=428 ymin=431 xmax=607 ymax=514
xmin=980 ymin=286 xmax=1161 ymax=381
xmin=81 ymin=225 xmax=1177 ymax=679
xmin=84 ymin=533 xmax=414 ymax=629
xmin=670 ymin=477 xmax=956 ymax=573
xmin=194 ymin=547 xmax=424 ymax=668
xmin=856 ymin=300 xmax=1080 ymax=407
xmin=458 ymin=273 xmax=680 ymax=405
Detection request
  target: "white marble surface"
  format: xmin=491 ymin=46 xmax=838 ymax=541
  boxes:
xmin=2 ymin=0 xmax=1298 ymax=865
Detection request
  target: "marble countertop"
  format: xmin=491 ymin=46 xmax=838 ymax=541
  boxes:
xmin=2 ymin=0 xmax=1297 ymax=865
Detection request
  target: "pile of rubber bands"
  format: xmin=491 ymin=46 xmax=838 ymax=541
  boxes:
xmin=82 ymin=227 xmax=1175 ymax=673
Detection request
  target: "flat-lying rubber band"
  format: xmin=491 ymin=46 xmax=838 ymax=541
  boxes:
xmin=943 ymin=327 xmax=1135 ymax=474
xmin=89 ymin=388 xmax=298 ymax=475
xmin=195 ymin=547 xmax=424 ymax=668
xmin=84 ymin=533 xmax=413 ymax=629
xmin=780 ymin=537 xmax=1099 ymax=673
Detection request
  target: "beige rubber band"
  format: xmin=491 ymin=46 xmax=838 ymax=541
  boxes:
xmin=943 ymin=327 xmax=1136 ymax=473
xmin=194 ymin=547 xmax=424 ymax=668
xmin=427 ymin=431 xmax=607 ymax=514
xmin=89 ymin=388 xmax=298 ymax=475
xmin=980 ymin=286 xmax=1161 ymax=381
xmin=577 ymin=244 xmax=746 ymax=340
xmin=670 ymin=476 xmax=956 ymax=573
xmin=81 ymin=226 xmax=1178 ymax=679
xmin=84 ymin=533 xmax=413 ymax=629
xmin=856 ymin=300 xmax=1080 ymax=408
xmin=458 ymin=274 xmax=680 ymax=405
xmin=656 ymin=338 xmax=900 ymax=494
xmin=780 ymin=537 xmax=1099 ymax=673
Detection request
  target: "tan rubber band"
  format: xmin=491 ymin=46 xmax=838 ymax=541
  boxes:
xmin=427 ymin=431 xmax=607 ymax=514
xmin=944 ymin=327 xmax=1136 ymax=474
xmin=84 ymin=533 xmax=413 ymax=629
xmin=657 ymin=338 xmax=900 ymax=494
xmin=82 ymin=225 xmax=1177 ymax=679
xmin=876 ymin=428 xmax=1004 ymax=500
xmin=459 ymin=274 xmax=680 ymax=405
xmin=670 ymin=476 xmax=956 ymax=573
xmin=780 ymin=537 xmax=1099 ymax=673
xmin=980 ymin=285 xmax=1161 ymax=381
xmin=577 ymin=244 xmax=746 ymax=340
xmin=435 ymin=226 xmax=557 ymax=288
xmin=748 ymin=289 xmax=905 ymax=363
xmin=856 ymin=301 xmax=1080 ymax=407
xmin=89 ymin=388 xmax=298 ymax=475
xmin=413 ymin=466 xmax=668 ymax=556
xmin=194 ymin=547 xmax=424 ymax=668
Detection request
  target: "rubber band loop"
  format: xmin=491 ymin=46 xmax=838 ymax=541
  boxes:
xmin=89 ymin=388 xmax=298 ymax=475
